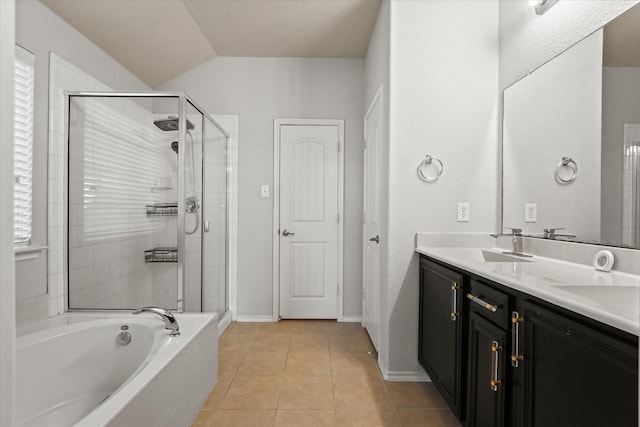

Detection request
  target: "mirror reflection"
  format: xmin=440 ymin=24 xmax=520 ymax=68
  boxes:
xmin=502 ymin=4 xmax=640 ymax=249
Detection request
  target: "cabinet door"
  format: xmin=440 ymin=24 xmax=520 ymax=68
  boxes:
xmin=467 ymin=311 xmax=507 ymax=427
xmin=521 ymin=301 xmax=638 ymax=427
xmin=419 ymin=258 xmax=464 ymax=417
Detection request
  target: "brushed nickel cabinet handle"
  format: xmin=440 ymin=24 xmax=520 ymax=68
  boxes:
xmin=511 ymin=311 xmax=524 ymax=367
xmin=491 ymin=340 xmax=503 ymax=392
xmin=450 ymin=283 xmax=459 ymax=321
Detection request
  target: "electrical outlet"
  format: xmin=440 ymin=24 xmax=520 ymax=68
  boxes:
xmin=525 ymin=203 xmax=537 ymax=223
xmin=457 ymin=203 xmax=470 ymax=222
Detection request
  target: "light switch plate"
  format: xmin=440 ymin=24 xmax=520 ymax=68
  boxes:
xmin=261 ymin=185 xmax=270 ymax=198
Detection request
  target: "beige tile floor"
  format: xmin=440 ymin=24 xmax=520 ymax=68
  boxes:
xmin=192 ymin=320 xmax=461 ymax=427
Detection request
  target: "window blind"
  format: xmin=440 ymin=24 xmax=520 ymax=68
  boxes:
xmin=14 ymin=46 xmax=34 ymax=246
xmin=69 ymin=97 xmax=166 ymax=241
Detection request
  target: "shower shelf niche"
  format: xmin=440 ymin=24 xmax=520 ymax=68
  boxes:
xmin=145 ymin=247 xmax=178 ymax=263
xmin=146 ymin=203 xmax=178 ymax=216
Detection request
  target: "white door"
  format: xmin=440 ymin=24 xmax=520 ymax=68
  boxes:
xmin=278 ymin=123 xmax=342 ymax=319
xmin=363 ymin=90 xmax=382 ymax=351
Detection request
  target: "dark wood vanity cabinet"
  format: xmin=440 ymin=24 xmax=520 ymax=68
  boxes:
xmin=418 ymin=255 xmax=639 ymax=427
xmin=418 ymin=257 xmax=465 ymax=418
xmin=520 ymin=300 xmax=638 ymax=427
xmin=467 ymin=311 xmax=507 ymax=427
xmin=466 ymin=280 xmax=512 ymax=427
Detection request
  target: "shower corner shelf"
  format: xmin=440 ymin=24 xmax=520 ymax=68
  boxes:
xmin=146 ymin=202 xmax=178 ymax=216
xmin=145 ymin=247 xmax=178 ymax=263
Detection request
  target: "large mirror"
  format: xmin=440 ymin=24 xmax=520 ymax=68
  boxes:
xmin=503 ymin=4 xmax=640 ymax=249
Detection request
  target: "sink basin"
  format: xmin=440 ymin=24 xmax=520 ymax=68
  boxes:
xmin=422 ymin=247 xmax=533 ymax=263
xmin=481 ymin=250 xmax=533 ymax=263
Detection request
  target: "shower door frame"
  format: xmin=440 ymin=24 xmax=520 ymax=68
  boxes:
xmin=65 ymin=91 xmax=230 ymax=312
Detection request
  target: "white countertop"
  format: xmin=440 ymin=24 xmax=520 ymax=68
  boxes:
xmin=416 ymin=246 xmax=640 ymax=336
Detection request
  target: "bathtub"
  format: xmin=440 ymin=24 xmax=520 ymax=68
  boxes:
xmin=16 ymin=312 xmax=218 ymax=427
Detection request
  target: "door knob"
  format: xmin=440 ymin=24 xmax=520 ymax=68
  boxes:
xmin=282 ymin=229 xmax=295 ymax=236
xmin=369 ymin=235 xmax=380 ymax=244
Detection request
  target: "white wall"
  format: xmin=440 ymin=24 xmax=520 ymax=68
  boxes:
xmin=158 ymin=57 xmax=365 ymax=319
xmin=381 ymin=0 xmax=498 ymax=377
xmin=15 ymin=0 xmax=149 ymax=325
xmin=602 ymin=67 xmax=640 ymax=244
xmin=0 ymin=2 xmax=16 ymax=424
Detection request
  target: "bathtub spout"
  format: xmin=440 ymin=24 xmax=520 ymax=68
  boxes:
xmin=133 ymin=307 xmax=180 ymax=336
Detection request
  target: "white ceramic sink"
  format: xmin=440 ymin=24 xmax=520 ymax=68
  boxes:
xmin=481 ymin=250 xmax=533 ymax=263
xmin=424 ymin=248 xmax=533 ymax=263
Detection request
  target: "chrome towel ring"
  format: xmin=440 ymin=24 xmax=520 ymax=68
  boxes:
xmin=554 ymin=157 xmax=577 ymax=184
xmin=417 ymin=154 xmax=444 ymax=183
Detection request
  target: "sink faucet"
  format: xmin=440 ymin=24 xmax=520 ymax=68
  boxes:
xmin=490 ymin=228 xmax=532 ymax=257
xmin=543 ymin=228 xmax=576 ymax=240
xmin=133 ymin=307 xmax=180 ymax=336
xmin=507 ymin=227 xmax=523 ymax=255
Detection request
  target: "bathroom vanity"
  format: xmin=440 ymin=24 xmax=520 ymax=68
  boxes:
xmin=416 ymin=246 xmax=639 ymax=427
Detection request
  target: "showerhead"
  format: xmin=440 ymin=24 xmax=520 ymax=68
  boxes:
xmin=154 ymin=116 xmax=195 ymax=132
xmin=171 ymin=141 xmax=179 ymax=154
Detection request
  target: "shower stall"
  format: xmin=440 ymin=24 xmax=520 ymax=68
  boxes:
xmin=66 ymin=92 xmax=229 ymax=315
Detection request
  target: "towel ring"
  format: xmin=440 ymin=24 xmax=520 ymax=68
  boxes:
xmin=554 ymin=157 xmax=577 ymax=184
xmin=417 ymin=155 xmax=444 ymax=183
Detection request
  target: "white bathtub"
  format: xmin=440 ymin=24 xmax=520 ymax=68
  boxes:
xmin=16 ymin=312 xmax=218 ymax=427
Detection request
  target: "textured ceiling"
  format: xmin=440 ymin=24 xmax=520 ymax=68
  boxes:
xmin=41 ymin=0 xmax=381 ymax=87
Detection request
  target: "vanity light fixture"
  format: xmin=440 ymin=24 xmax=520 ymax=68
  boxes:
xmin=531 ymin=0 xmax=558 ymax=15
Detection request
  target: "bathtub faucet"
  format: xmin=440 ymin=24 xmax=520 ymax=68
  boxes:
xmin=133 ymin=307 xmax=181 ymax=336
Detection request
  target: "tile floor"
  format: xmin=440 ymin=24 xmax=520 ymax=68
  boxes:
xmin=192 ymin=320 xmax=461 ymax=427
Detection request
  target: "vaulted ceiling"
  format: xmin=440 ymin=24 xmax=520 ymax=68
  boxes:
xmin=41 ymin=0 xmax=382 ymax=87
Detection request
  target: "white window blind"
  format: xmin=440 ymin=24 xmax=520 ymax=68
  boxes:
xmin=69 ymin=97 xmax=165 ymax=241
xmin=14 ymin=46 xmax=35 ymax=246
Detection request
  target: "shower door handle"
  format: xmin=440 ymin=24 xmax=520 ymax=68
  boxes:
xmin=204 ymin=221 xmax=210 ymax=232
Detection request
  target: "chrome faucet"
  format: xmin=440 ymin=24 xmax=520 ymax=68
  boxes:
xmin=133 ymin=307 xmax=181 ymax=336
xmin=490 ymin=228 xmax=532 ymax=257
xmin=543 ymin=228 xmax=576 ymax=240
xmin=507 ymin=227 xmax=523 ymax=255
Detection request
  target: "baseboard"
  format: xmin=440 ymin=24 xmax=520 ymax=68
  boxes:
xmin=235 ymin=316 xmax=277 ymax=323
xmin=340 ymin=316 xmax=362 ymax=323
xmin=377 ymin=357 xmax=431 ymax=382
xmin=218 ymin=311 xmax=232 ymax=337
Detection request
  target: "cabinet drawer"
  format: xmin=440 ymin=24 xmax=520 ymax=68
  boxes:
xmin=467 ymin=280 xmax=510 ymax=329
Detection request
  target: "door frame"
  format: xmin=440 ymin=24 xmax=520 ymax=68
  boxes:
xmin=272 ymin=119 xmax=345 ymax=321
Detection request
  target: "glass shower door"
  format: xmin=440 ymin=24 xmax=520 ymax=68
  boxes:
xmin=181 ymin=101 xmax=203 ymax=312
xmin=202 ymin=117 xmax=228 ymax=312
xmin=67 ymin=95 xmax=180 ymax=310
